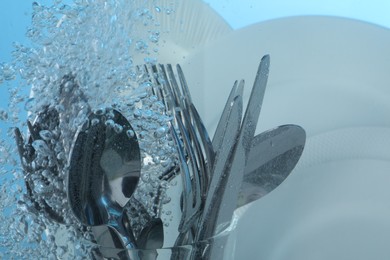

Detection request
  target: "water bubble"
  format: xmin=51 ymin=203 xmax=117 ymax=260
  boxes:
xmin=55 ymin=104 xmax=65 ymax=113
xmin=138 ymin=131 xmax=147 ymax=139
xmin=133 ymin=109 xmax=141 ymax=118
xmin=141 ymin=173 xmax=150 ymax=182
xmin=33 ymin=179 xmax=47 ymax=194
xmin=126 ymin=129 xmax=135 ymax=138
xmin=162 ymin=196 xmax=171 ymax=204
xmin=154 ymin=126 xmax=167 ymax=138
xmin=113 ymin=123 xmax=123 ymax=133
xmin=24 ymin=98 xmax=36 ymax=112
xmin=0 ymin=0 xmax=183 ymax=256
xmin=32 ymin=140 xmax=51 ymax=156
xmin=149 ymin=31 xmax=160 ymax=43
xmin=1 ymin=63 xmax=16 ymax=81
xmin=93 ymin=108 xmax=106 ymax=115
xmin=104 ymin=119 xmax=115 ymax=128
xmin=142 ymin=109 xmax=152 ymax=119
xmin=144 ymin=57 xmax=157 ymax=64
xmin=166 ymin=8 xmax=174 ymax=15
xmin=39 ymin=130 xmax=53 ymax=141
xmin=0 ymin=109 xmax=9 ymax=121
xmin=106 ymin=109 xmax=115 ymax=119
xmin=91 ymin=118 xmax=100 ymax=126
xmin=135 ymin=40 xmax=148 ymax=53
xmin=152 ymin=156 xmax=160 ymax=164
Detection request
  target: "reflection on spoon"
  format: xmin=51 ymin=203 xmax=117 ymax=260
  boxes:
xmin=67 ymin=108 xmax=141 ymax=248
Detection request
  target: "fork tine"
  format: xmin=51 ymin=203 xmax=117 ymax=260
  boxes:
xmin=169 ymin=119 xmax=200 ymax=232
xmin=156 ymin=65 xmax=205 ymax=236
xmin=165 ymin=64 xmax=183 ymax=108
xmin=165 ymin=66 xmax=204 ymax=161
xmin=143 ymin=64 xmax=204 ymax=238
xmin=164 ymin=65 xmax=210 ymax=204
xmin=154 ymin=65 xmax=177 ymax=115
xmin=176 ymin=65 xmax=214 ymax=175
xmin=175 ymin=114 xmax=202 ymax=232
xmin=175 ymin=65 xmax=192 ymax=102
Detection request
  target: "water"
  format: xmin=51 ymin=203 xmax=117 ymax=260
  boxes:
xmin=0 ymin=0 xmax=181 ymax=258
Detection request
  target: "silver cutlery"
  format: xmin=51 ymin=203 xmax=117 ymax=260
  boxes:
xmin=67 ymin=108 xmax=141 ymax=248
xmin=238 ymin=124 xmax=306 ymax=208
xmin=140 ymin=65 xmax=206 ymax=235
xmin=14 ymin=106 xmax=67 ymax=224
xmin=14 ymin=55 xmax=307 ymax=260
xmin=195 ymin=55 xmax=270 ymax=259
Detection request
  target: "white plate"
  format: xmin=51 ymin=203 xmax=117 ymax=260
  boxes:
xmin=182 ymin=16 xmax=390 ymax=259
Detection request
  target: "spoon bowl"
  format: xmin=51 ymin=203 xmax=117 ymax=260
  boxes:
xmin=67 ymin=108 xmax=141 ymax=247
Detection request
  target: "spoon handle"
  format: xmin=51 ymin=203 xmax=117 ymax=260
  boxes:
xmin=116 ymin=213 xmax=138 ymax=249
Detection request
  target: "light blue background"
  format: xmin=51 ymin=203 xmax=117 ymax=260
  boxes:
xmin=2 ymin=0 xmax=390 ymax=62
xmin=1 ymin=0 xmax=390 ymax=116
xmin=204 ymin=0 xmax=390 ymax=30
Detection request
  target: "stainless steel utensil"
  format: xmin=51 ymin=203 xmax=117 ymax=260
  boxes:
xmin=14 ymin=107 xmax=66 ymax=224
xmin=196 ymin=80 xmax=244 ymax=240
xmin=163 ymin=65 xmax=208 ymax=232
xmin=14 ymin=74 xmax=90 ymax=225
xmin=196 ymin=55 xmax=270 ymax=259
xmin=175 ymin=65 xmax=215 ymax=183
xmin=137 ymin=218 xmax=164 ymax=249
xmin=141 ymin=64 xmax=206 ymax=237
xmin=198 ymin=55 xmax=269 ymax=239
xmin=90 ymin=225 xmax=126 ymax=258
xmin=67 ymin=108 xmax=141 ymax=248
xmin=211 ymin=79 xmax=244 ymax=153
xmin=237 ymin=124 xmax=306 ymax=208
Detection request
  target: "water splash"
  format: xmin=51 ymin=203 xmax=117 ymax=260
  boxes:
xmin=0 ymin=0 xmax=179 ymax=258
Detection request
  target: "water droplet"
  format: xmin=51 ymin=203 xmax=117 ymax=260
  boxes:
xmin=166 ymin=8 xmax=174 ymax=15
xmin=133 ymin=109 xmax=141 ymax=118
xmin=154 ymin=126 xmax=167 ymax=138
xmin=142 ymin=109 xmax=152 ymax=119
xmin=32 ymin=140 xmax=51 ymax=156
xmin=0 ymin=109 xmax=8 ymax=121
xmin=126 ymin=129 xmax=135 ymax=138
xmin=113 ymin=123 xmax=123 ymax=133
xmin=105 ymin=119 xmax=115 ymax=128
xmin=33 ymin=179 xmax=47 ymax=193
xmin=94 ymin=108 xmax=106 ymax=115
xmin=141 ymin=173 xmax=150 ymax=182
xmin=162 ymin=196 xmax=171 ymax=204
xmin=1 ymin=63 xmax=16 ymax=81
xmin=149 ymin=31 xmax=160 ymax=43
xmin=39 ymin=130 xmax=53 ymax=141
xmin=91 ymin=118 xmax=100 ymax=126
xmin=135 ymin=40 xmax=148 ymax=53
xmin=138 ymin=131 xmax=147 ymax=139
xmin=24 ymin=98 xmax=36 ymax=112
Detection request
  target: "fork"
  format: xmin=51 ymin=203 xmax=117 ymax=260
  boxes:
xmin=140 ymin=64 xmax=208 ymax=242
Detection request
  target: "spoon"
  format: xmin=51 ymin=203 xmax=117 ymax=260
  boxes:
xmin=137 ymin=218 xmax=164 ymax=249
xmin=91 ymin=203 xmax=164 ymax=259
xmin=67 ymin=108 xmax=141 ymax=248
